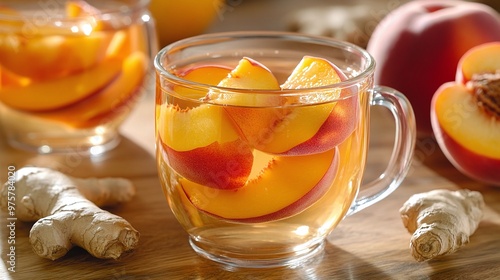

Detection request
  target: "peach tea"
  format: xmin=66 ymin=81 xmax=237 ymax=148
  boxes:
xmin=155 ymin=32 xmax=415 ymax=268
xmin=0 ymin=0 xmax=155 ymax=153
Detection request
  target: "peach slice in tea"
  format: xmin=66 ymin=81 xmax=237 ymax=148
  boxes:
xmin=180 ymin=147 xmax=339 ymax=222
xmin=208 ymin=56 xmax=357 ymax=155
xmin=157 ymin=57 xmax=284 ymax=189
xmin=158 ymin=104 xmax=253 ymax=190
xmin=174 ymin=65 xmax=231 ymax=99
xmin=39 ymin=52 xmax=148 ymax=127
xmin=0 ymin=57 xmax=122 ymax=111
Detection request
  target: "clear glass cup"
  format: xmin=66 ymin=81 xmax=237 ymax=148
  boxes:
xmin=154 ymin=31 xmax=416 ymax=268
xmin=0 ymin=0 xmax=157 ymax=154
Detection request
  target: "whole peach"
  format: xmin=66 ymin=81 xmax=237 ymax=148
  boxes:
xmin=367 ymin=0 xmax=500 ymax=135
xmin=149 ymin=0 xmax=223 ymax=48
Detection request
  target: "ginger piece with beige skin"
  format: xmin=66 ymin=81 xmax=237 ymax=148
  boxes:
xmin=399 ymin=189 xmax=484 ymax=261
xmin=0 ymin=167 xmax=139 ymax=260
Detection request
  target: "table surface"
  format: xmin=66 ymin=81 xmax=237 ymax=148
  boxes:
xmin=2 ymin=1 xmax=500 ymax=279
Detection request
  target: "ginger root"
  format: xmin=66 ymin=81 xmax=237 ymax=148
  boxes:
xmin=0 ymin=167 xmax=139 ymax=260
xmin=399 ymin=189 xmax=484 ymax=262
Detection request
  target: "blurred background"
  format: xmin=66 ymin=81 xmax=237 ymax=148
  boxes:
xmin=150 ymin=0 xmax=500 ymax=49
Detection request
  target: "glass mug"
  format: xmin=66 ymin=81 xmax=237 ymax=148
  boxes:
xmin=0 ymin=0 xmax=157 ymax=154
xmin=155 ymin=31 xmax=416 ymax=268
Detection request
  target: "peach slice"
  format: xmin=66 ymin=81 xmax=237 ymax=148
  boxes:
xmin=105 ymin=23 xmax=151 ymax=61
xmin=159 ymin=105 xmax=243 ymax=152
xmin=205 ymin=58 xmax=283 ymax=153
xmin=65 ymin=0 xmax=106 ymax=31
xmin=207 ymin=57 xmax=281 ymax=105
xmin=38 ymin=52 xmax=148 ymax=127
xmin=174 ymin=65 xmax=231 ymax=99
xmin=0 ymin=65 xmax=30 ymax=88
xmin=181 ymin=65 xmax=231 ymax=85
xmin=0 ymin=32 xmax=114 ymax=80
xmin=0 ymin=57 xmax=122 ymax=111
xmin=284 ymin=94 xmax=359 ymax=156
xmin=431 ymin=82 xmax=500 ymax=184
xmin=160 ymin=138 xmax=253 ymax=190
xmin=0 ymin=1 xmax=114 ymax=80
xmin=155 ymin=65 xmax=230 ymax=132
xmin=216 ymin=57 xmax=280 ymax=90
xmin=275 ymin=56 xmax=357 ymax=155
xmin=156 ymin=58 xmax=287 ymax=189
xmin=209 ymin=56 xmax=356 ymax=155
xmin=158 ymin=104 xmax=253 ymax=189
xmin=180 ymin=147 xmax=339 ymax=222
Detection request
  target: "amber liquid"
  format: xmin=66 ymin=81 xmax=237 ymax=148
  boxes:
xmin=0 ymin=0 xmax=154 ymax=153
xmin=156 ymin=58 xmax=371 ymax=266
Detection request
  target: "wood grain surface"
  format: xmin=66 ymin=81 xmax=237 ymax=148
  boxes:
xmin=2 ymin=1 xmax=500 ymax=279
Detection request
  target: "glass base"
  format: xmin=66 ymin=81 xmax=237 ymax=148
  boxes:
xmin=6 ymin=130 xmax=121 ymax=155
xmin=189 ymin=236 xmax=325 ymax=269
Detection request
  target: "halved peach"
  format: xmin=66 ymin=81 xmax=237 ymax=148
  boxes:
xmin=157 ymin=104 xmax=253 ymax=189
xmin=180 ymin=147 xmax=339 ymax=222
xmin=431 ymin=82 xmax=500 ymax=184
xmin=0 ymin=57 xmax=122 ymax=111
xmin=38 ymin=52 xmax=148 ymax=127
xmin=432 ymin=42 xmax=500 ymax=185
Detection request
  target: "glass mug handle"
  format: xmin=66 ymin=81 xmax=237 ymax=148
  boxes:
xmin=347 ymin=86 xmax=417 ymax=215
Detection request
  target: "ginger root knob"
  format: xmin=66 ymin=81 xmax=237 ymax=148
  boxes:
xmin=0 ymin=167 xmax=139 ymax=260
xmin=399 ymin=189 xmax=484 ymax=262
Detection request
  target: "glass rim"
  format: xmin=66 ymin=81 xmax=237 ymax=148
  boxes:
xmin=0 ymin=0 xmax=150 ymax=22
xmin=154 ymin=31 xmax=376 ymax=97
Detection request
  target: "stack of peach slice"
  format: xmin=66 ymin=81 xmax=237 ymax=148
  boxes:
xmin=157 ymin=56 xmax=359 ymax=222
xmin=0 ymin=1 xmax=149 ymax=128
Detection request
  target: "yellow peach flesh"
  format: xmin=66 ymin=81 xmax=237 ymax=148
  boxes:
xmin=217 ymin=57 xmax=280 ymax=91
xmin=158 ymin=104 xmax=241 ymax=152
xmin=207 ymin=57 xmax=281 ymax=107
xmin=39 ymin=51 xmax=148 ymax=127
xmin=156 ymin=58 xmax=286 ymax=190
xmin=0 ymin=57 xmax=122 ymax=111
xmin=282 ymin=56 xmax=342 ymax=91
xmin=0 ymin=65 xmax=30 ymax=87
xmin=264 ymin=55 xmax=345 ymax=153
xmin=457 ymin=42 xmax=500 ymax=83
xmin=209 ymin=56 xmax=345 ymax=154
xmin=180 ymin=148 xmax=337 ymax=220
xmin=433 ymin=82 xmax=500 ymax=159
xmin=0 ymin=1 xmax=117 ymax=80
xmin=160 ymin=56 xmax=350 ymax=216
xmin=175 ymin=65 xmax=231 ymax=99
xmin=0 ymin=32 xmax=115 ymax=80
